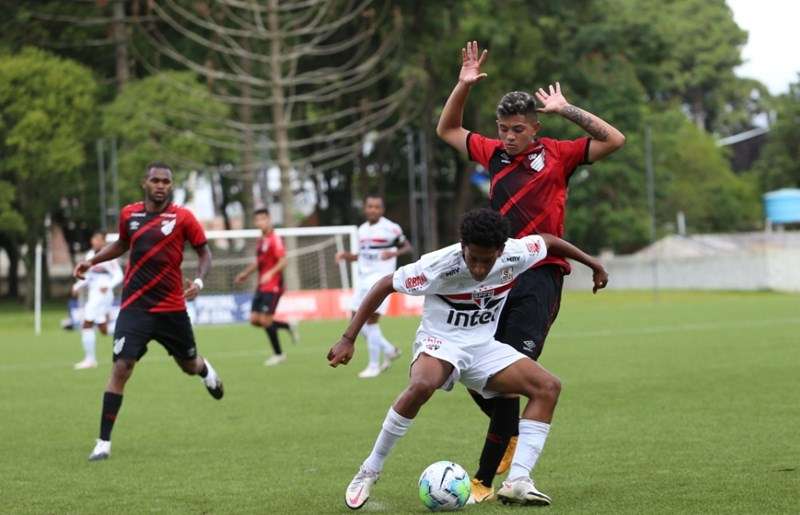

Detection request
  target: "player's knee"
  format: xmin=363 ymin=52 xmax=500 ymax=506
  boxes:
xmin=536 ymin=374 xmax=561 ymax=402
xmin=407 ymin=379 xmax=438 ymax=402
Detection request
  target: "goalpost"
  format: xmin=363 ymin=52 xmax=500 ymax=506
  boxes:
xmin=43 ymin=225 xmax=360 ymax=330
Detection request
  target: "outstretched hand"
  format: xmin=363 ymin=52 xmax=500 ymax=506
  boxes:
xmin=458 ymin=41 xmax=488 ymax=85
xmin=592 ymin=265 xmax=609 ymax=294
xmin=535 ymin=82 xmax=570 ymax=114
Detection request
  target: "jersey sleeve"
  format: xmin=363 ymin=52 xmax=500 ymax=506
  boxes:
xmin=466 ymin=132 xmax=500 ymax=168
xmin=391 ymin=223 xmax=407 ymax=247
xmin=117 ymin=209 xmax=130 ymax=243
xmin=271 ymin=234 xmax=286 ymax=259
xmin=518 ymin=235 xmax=548 ymax=269
xmin=554 ymin=137 xmax=591 ymax=179
xmin=392 ymin=260 xmax=434 ymax=296
xmin=182 ymin=209 xmax=208 ymax=247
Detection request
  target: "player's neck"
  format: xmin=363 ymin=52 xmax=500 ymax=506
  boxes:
xmin=144 ymin=198 xmax=170 ymax=213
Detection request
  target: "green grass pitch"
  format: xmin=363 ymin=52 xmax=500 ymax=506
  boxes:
xmin=1 ymin=291 xmax=798 ymax=513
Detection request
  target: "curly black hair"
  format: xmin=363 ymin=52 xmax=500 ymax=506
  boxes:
xmin=496 ymin=91 xmax=538 ymax=120
xmin=460 ymin=208 xmax=510 ymax=249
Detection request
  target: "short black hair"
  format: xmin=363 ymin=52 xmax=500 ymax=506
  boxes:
xmin=460 ymin=208 xmax=509 ymax=249
xmin=254 ymin=208 xmax=270 ymax=217
xmin=145 ymin=161 xmax=173 ymax=176
xmin=496 ymin=91 xmax=538 ymax=120
xmin=364 ymin=192 xmax=384 ymax=204
xmin=91 ymin=229 xmax=107 ymax=238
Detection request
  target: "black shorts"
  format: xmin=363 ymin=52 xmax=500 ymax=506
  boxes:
xmin=494 ymin=264 xmax=564 ymax=361
xmin=251 ymin=291 xmax=282 ymax=315
xmin=112 ymin=309 xmax=197 ymax=362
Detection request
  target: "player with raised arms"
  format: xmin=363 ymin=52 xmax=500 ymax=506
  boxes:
xmin=335 ymin=193 xmax=412 ymax=378
xmin=71 ymin=230 xmax=123 ymax=370
xmin=235 ymin=207 xmax=298 ymax=366
xmin=437 ymin=41 xmax=626 ymax=502
xmin=73 ymin=162 xmax=224 ymax=461
xmin=328 ymin=208 xmax=608 ymax=508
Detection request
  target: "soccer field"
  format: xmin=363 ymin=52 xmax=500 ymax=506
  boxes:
xmin=1 ymin=291 xmax=798 ymax=514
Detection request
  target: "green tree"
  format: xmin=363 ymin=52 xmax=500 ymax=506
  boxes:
xmin=0 ymin=47 xmax=97 ymax=302
xmin=101 ymin=71 xmax=232 ymax=205
xmin=750 ymin=75 xmax=800 ymax=191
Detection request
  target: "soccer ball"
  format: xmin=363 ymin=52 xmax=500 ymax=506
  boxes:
xmin=418 ymin=461 xmax=471 ymax=511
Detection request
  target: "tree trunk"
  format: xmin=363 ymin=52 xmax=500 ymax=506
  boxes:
xmin=238 ymin=41 xmax=256 ymax=221
xmin=267 ymin=0 xmax=295 ymax=228
xmin=111 ymin=0 xmax=129 ymax=91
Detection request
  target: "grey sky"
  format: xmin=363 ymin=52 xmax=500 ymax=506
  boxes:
xmin=728 ymin=0 xmax=800 ymax=94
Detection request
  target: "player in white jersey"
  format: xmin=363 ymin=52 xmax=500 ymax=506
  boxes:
xmin=328 ymin=209 xmax=608 ymax=508
xmin=335 ymin=194 xmax=412 ymax=378
xmin=71 ymin=231 xmax=123 ymax=369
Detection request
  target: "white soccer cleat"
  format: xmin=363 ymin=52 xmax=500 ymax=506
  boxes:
xmin=73 ymin=359 xmax=98 ymax=370
xmin=264 ymin=354 xmax=287 ymax=366
xmin=345 ymin=467 xmax=379 ymax=510
xmin=88 ymin=439 xmax=111 ymax=461
xmin=288 ymin=320 xmax=300 ymax=344
xmin=496 ymin=476 xmax=551 ymax=506
xmin=357 ymin=365 xmax=381 ymax=379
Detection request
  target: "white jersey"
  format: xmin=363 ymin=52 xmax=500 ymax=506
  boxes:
xmin=74 ymin=250 xmax=123 ymax=297
xmin=356 ymin=217 xmax=407 ymax=282
xmin=392 ymin=235 xmax=547 ymax=347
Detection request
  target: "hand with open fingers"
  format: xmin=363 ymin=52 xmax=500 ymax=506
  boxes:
xmin=535 ymin=82 xmax=570 ymax=114
xmin=592 ymin=266 xmax=609 ymax=294
xmin=73 ymin=261 xmax=91 ymax=280
xmin=459 ymin=40 xmax=488 ymax=85
xmin=327 ymin=339 xmax=355 ymax=368
xmin=184 ymin=279 xmax=200 ymax=301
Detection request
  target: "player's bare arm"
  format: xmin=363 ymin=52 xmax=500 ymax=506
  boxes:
xmin=234 ymin=261 xmax=258 ymax=284
xmin=535 ymin=82 xmax=625 ymax=162
xmin=334 ymin=250 xmax=358 ymax=263
xmin=539 ymin=233 xmax=609 ymax=293
xmin=436 ymin=40 xmax=488 ymax=155
xmin=73 ymin=239 xmax=129 ymax=280
xmin=381 ymin=239 xmax=413 ymax=260
xmin=184 ymin=243 xmax=212 ymax=300
xmin=327 ymin=274 xmax=395 ymax=367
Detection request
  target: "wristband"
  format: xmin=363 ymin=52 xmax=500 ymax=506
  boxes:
xmin=193 ymin=278 xmax=204 ymax=290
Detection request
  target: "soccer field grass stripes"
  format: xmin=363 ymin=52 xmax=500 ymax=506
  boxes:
xmin=1 ymin=292 xmax=798 ymax=513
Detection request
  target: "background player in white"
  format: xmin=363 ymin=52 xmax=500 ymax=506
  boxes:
xmin=335 ymin=194 xmax=412 ymax=378
xmin=71 ymin=230 xmax=123 ymax=370
xmin=328 ymin=208 xmax=608 ymax=508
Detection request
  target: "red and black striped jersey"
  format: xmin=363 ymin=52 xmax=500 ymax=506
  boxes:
xmin=117 ymin=202 xmax=207 ymax=312
xmin=467 ymin=132 xmax=590 ymax=273
xmin=256 ymin=231 xmax=285 ymax=293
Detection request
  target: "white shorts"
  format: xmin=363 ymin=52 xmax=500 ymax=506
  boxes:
xmin=411 ymin=333 xmax=527 ymax=399
xmin=350 ymin=277 xmax=390 ymax=315
xmin=83 ymin=292 xmax=114 ymax=324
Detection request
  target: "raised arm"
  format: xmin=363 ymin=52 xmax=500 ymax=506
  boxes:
xmin=436 ymin=40 xmax=488 ymax=155
xmin=327 ymin=274 xmax=395 ymax=367
xmin=539 ymin=233 xmax=608 ymax=293
xmin=73 ymin=240 xmax=129 ymax=280
xmin=535 ymin=82 xmax=625 ymax=162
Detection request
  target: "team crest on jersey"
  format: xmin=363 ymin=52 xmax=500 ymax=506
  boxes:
xmin=527 ymin=240 xmax=541 ymax=254
xmin=161 ymin=218 xmax=176 ymax=235
xmin=471 ymin=287 xmax=493 ymax=308
xmin=501 ymin=268 xmax=513 ymax=283
xmin=528 ymin=151 xmax=545 ymax=172
xmin=129 ymin=220 xmax=140 ymax=231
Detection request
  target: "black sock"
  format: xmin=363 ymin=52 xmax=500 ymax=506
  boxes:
xmin=99 ymin=391 xmax=123 ymax=441
xmin=474 ymin=397 xmax=520 ymax=487
xmin=469 ymin=389 xmax=496 ymax=418
xmin=273 ymin=320 xmax=290 ymax=331
xmin=199 ymin=362 xmax=208 ymax=378
xmin=266 ymin=325 xmax=282 ymax=355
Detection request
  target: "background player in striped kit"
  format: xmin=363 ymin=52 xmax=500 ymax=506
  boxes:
xmin=335 ymin=194 xmax=412 ymax=378
xmin=70 ymin=230 xmax=123 ymax=370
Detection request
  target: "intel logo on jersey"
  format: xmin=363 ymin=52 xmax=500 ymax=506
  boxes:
xmin=445 ymin=306 xmax=500 ymax=327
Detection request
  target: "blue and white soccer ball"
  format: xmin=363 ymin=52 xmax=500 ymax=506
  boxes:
xmin=418 ymin=461 xmax=471 ymax=511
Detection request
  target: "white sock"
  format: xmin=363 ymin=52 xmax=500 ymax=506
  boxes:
xmin=362 ymin=407 xmax=413 ymax=473
xmin=362 ymin=324 xmax=381 ymax=368
xmin=372 ymin=325 xmax=396 ymax=356
xmin=507 ymin=419 xmax=550 ymax=480
xmin=202 ymin=358 xmax=218 ymax=385
xmin=81 ymin=328 xmax=96 ymax=361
